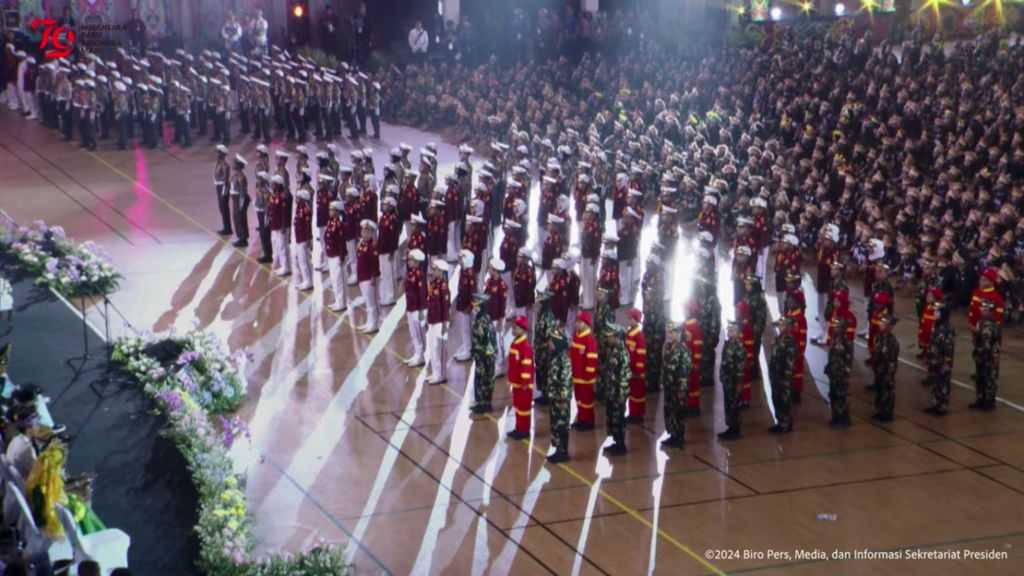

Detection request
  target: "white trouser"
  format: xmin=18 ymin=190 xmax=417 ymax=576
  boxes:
xmin=406 ymin=310 xmax=425 ymax=363
xmin=581 ymin=258 xmax=597 ymax=309
xmin=379 ymin=253 xmax=396 ymax=305
xmin=271 ymin=230 xmax=290 ymax=274
xmin=328 ymin=256 xmax=347 ymax=309
xmin=20 ymin=89 xmax=36 ymax=118
xmin=294 ymin=242 xmax=312 ymax=288
xmin=359 ymin=278 xmax=380 ymax=329
xmin=427 ymin=323 xmax=446 ymax=381
xmin=345 ymin=240 xmax=358 ymax=282
xmin=316 ymin=226 xmax=327 ymax=269
xmin=446 ymin=222 xmax=459 ymax=262
xmin=454 ymin=310 xmax=472 ymax=358
xmin=620 ymin=259 xmax=635 ymax=306
xmin=817 ymin=291 xmax=829 ymax=338
xmin=5 ymin=85 xmax=20 ymax=111
xmin=494 ymin=320 xmax=506 ymax=376
xmin=503 ymin=272 xmax=515 ymax=319
xmin=757 ymin=248 xmax=768 ymax=280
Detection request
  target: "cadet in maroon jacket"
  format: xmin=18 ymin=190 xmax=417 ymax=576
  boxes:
xmin=426 ymin=199 xmax=446 ymax=262
xmin=361 ymin=175 xmax=378 ymax=223
xmin=293 ymin=189 xmax=314 ymax=291
xmin=453 ymin=249 xmax=477 ymax=361
xmin=404 ymin=249 xmax=428 ymax=367
xmin=324 ymin=200 xmax=347 ymax=311
xmin=378 ymin=197 xmax=401 ymax=306
xmin=486 ymin=258 xmax=509 ymax=376
xmin=315 ymin=174 xmax=333 ymax=270
xmin=357 ymin=220 xmax=381 ymax=333
xmin=269 ymin=175 xmax=291 ymax=277
xmin=426 ymin=259 xmax=451 ymax=384
xmin=343 ymin=187 xmax=362 ymax=284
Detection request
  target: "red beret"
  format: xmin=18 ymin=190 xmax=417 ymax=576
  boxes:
xmin=577 ymin=311 xmax=592 ymax=326
xmin=926 ymin=287 xmax=944 ymax=301
xmin=514 ymin=315 xmax=529 ymax=331
xmin=628 ymin=308 xmax=643 ymax=322
xmin=832 ymin=289 xmax=850 ymax=306
xmin=871 ymin=292 xmax=891 ymax=306
xmin=981 ymin=267 xmax=998 ymax=284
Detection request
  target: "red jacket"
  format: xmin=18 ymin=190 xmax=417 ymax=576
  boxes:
xmin=356 ymin=238 xmax=380 ymax=281
xmin=377 ymin=210 xmax=400 ymax=255
xmin=542 ymin=229 xmax=563 ymax=269
xmin=315 ymin=188 xmax=331 ymax=227
xmin=684 ymin=318 xmax=703 ymax=381
xmin=268 ymin=190 xmax=288 ymax=232
xmin=324 ymin=216 xmax=345 ymax=259
xmin=405 ymin=266 xmax=427 ymax=312
xmin=408 ymin=229 xmax=426 ymax=255
xmin=550 ymin=272 xmax=570 ymax=324
xmin=485 ymin=275 xmax=507 ymax=321
xmin=571 ymin=328 xmax=598 ymax=385
xmin=969 ymin=287 xmax=1004 ymax=332
xmin=626 ymin=326 xmax=647 ymax=380
xmin=513 ymin=262 xmax=536 ymax=308
xmin=698 ymin=207 xmax=720 ymax=242
xmin=427 ymin=277 xmax=450 ymax=324
xmin=581 ymin=217 xmax=602 ymax=259
xmin=455 ymin=268 xmax=476 ymax=312
xmin=294 ymin=203 xmax=313 ymax=244
xmin=508 ymin=334 xmax=535 ymax=390
xmin=361 ymin=188 xmax=378 ymax=223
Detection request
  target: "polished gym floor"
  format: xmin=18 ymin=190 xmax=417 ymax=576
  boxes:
xmin=2 ymin=111 xmax=1023 ymax=575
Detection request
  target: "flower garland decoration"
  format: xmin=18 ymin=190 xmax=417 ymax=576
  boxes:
xmin=0 ymin=220 xmax=122 ymax=298
xmin=113 ymin=329 xmax=351 ymax=575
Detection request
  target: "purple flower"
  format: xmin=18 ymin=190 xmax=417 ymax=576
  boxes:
xmin=221 ymin=416 xmax=235 ymax=449
xmin=50 ymin=226 xmax=66 ymax=240
xmin=177 ymin=351 xmax=201 ymax=365
xmin=44 ymin=258 xmax=59 ymax=274
xmin=32 ymin=220 xmax=48 ymax=233
xmin=159 ymin=390 xmax=184 ymax=412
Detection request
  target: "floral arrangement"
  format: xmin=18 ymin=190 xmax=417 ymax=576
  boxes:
xmin=113 ymin=330 xmax=351 ymax=575
xmin=0 ymin=220 xmax=121 ymax=297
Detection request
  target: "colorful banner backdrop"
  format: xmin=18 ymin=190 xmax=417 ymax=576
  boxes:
xmin=19 ymin=0 xmax=60 ymax=36
xmin=751 ymin=0 xmax=769 ymax=22
xmin=75 ymin=0 xmax=114 ymax=26
xmin=136 ymin=0 xmax=168 ymax=38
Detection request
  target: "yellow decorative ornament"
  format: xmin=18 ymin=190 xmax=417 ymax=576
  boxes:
xmin=24 ymin=444 xmax=68 ymax=540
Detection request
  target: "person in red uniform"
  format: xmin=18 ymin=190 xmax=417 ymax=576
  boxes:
xmin=828 ymin=289 xmax=857 ymax=345
xmin=268 ymin=175 xmax=290 ymax=276
xmin=918 ymin=287 xmax=942 ymax=360
xmin=683 ymin=299 xmax=704 ymax=413
xmin=618 ymin=208 xmax=641 ymax=306
xmin=507 ymin=316 xmax=535 ymax=440
xmin=815 ymin=224 xmax=840 ymax=341
xmin=408 ymin=213 xmax=427 ymax=255
xmin=343 ymin=187 xmax=362 ymax=284
xmin=969 ymin=268 xmax=1005 ymax=333
xmin=612 ymin=172 xmax=628 ymax=221
xmin=580 ymin=203 xmax=603 ymax=309
xmin=598 ymin=249 xmax=621 ymax=311
xmin=404 ymin=249 xmax=428 ymax=367
xmin=571 ymin=311 xmax=599 ymax=430
xmin=360 ymin=175 xmax=378 ymax=223
xmin=751 ymin=198 xmax=770 ymax=278
xmin=732 ymin=245 xmax=754 ymax=304
xmin=737 ymin=297 xmax=755 ymax=407
xmin=314 ymin=174 xmax=333 ymax=270
xmin=542 ymin=215 xmax=565 ymax=280
xmin=426 ymin=199 xmax=446 ymax=262
xmin=453 ymin=249 xmax=477 ymax=361
xmin=486 ymin=258 xmax=509 ymax=376
xmin=444 ymin=175 xmax=462 ymax=262
xmin=324 ymin=201 xmax=347 ymax=312
xmin=625 ymin=309 xmax=648 ymax=423
xmin=774 ymin=233 xmax=801 ymax=294
xmin=377 ymin=197 xmax=400 ymax=306
xmin=513 ymin=249 xmax=536 ymax=332
xmin=356 ymin=220 xmax=381 ymax=333
xmin=426 ymin=260 xmax=450 ymax=384
xmin=786 ymin=289 xmax=808 ymax=403
xmin=399 ymin=172 xmax=418 ymax=227
xmin=697 ymin=192 xmax=720 ymax=246
xmin=293 ymin=189 xmax=315 ymax=291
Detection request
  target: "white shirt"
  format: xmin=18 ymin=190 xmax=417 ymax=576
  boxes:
xmin=221 ymin=21 xmax=242 ymax=46
xmin=408 ymin=27 xmax=429 ymax=54
xmin=252 ymin=17 xmax=268 ymax=46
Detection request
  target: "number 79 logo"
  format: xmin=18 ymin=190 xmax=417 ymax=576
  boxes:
xmin=31 ymin=19 xmax=76 ymax=59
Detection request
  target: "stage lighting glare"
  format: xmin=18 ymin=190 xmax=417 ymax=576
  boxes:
xmin=293 ymin=5 xmax=304 ymax=18
xmin=961 ymin=0 xmax=971 ymax=5
xmin=862 ymin=0 xmax=876 ymax=8
xmin=835 ymin=2 xmax=846 ymax=15
xmin=771 ymin=6 xmax=783 ymax=20
xmin=801 ymin=2 xmax=812 ymax=12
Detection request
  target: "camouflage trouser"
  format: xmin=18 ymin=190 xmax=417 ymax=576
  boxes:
xmin=550 ymin=391 xmax=571 ymax=452
xmin=700 ymin=346 xmax=716 ymax=388
xmin=723 ymin=377 xmax=741 ymax=430
xmin=663 ymin=376 xmax=686 ymax=438
xmin=473 ymin=354 xmax=495 ymax=405
xmin=752 ymin=336 xmax=763 ymax=380
xmin=595 ymin=357 xmax=610 ymax=401
xmin=829 ymin=377 xmax=850 ymax=422
xmin=535 ymin=350 xmax=550 ymax=398
xmin=771 ymin=375 xmax=792 ymax=428
xmin=930 ymin=369 xmax=951 ymax=410
xmin=975 ymin=361 xmax=998 ymax=405
xmin=645 ymin=337 xmax=664 ymax=393
xmin=874 ymin=373 xmax=895 ymax=417
xmin=606 ymin=382 xmax=627 ymax=444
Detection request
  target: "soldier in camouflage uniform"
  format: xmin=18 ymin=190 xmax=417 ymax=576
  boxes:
xmin=660 ymin=322 xmax=690 ymax=448
xmin=602 ymin=324 xmax=631 ymax=456
xmin=971 ymin=300 xmax=1001 ymax=411
xmin=533 ymin=291 xmax=557 ymax=405
xmin=642 ymin=280 xmax=666 ymax=394
xmin=546 ymin=328 xmax=573 ymax=463
xmin=768 ymin=317 xmax=797 ymax=434
xmin=826 ymin=317 xmax=854 ymax=429
xmin=744 ymin=275 xmax=768 ymax=382
xmin=872 ymin=315 xmax=900 ymax=422
xmin=593 ymin=287 xmax=615 ymax=401
xmin=697 ymin=277 xmax=722 ymax=389
xmin=925 ymin=300 xmax=955 ymax=415
xmin=470 ymin=294 xmax=497 ymax=414
xmin=718 ymin=321 xmax=745 ymax=440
